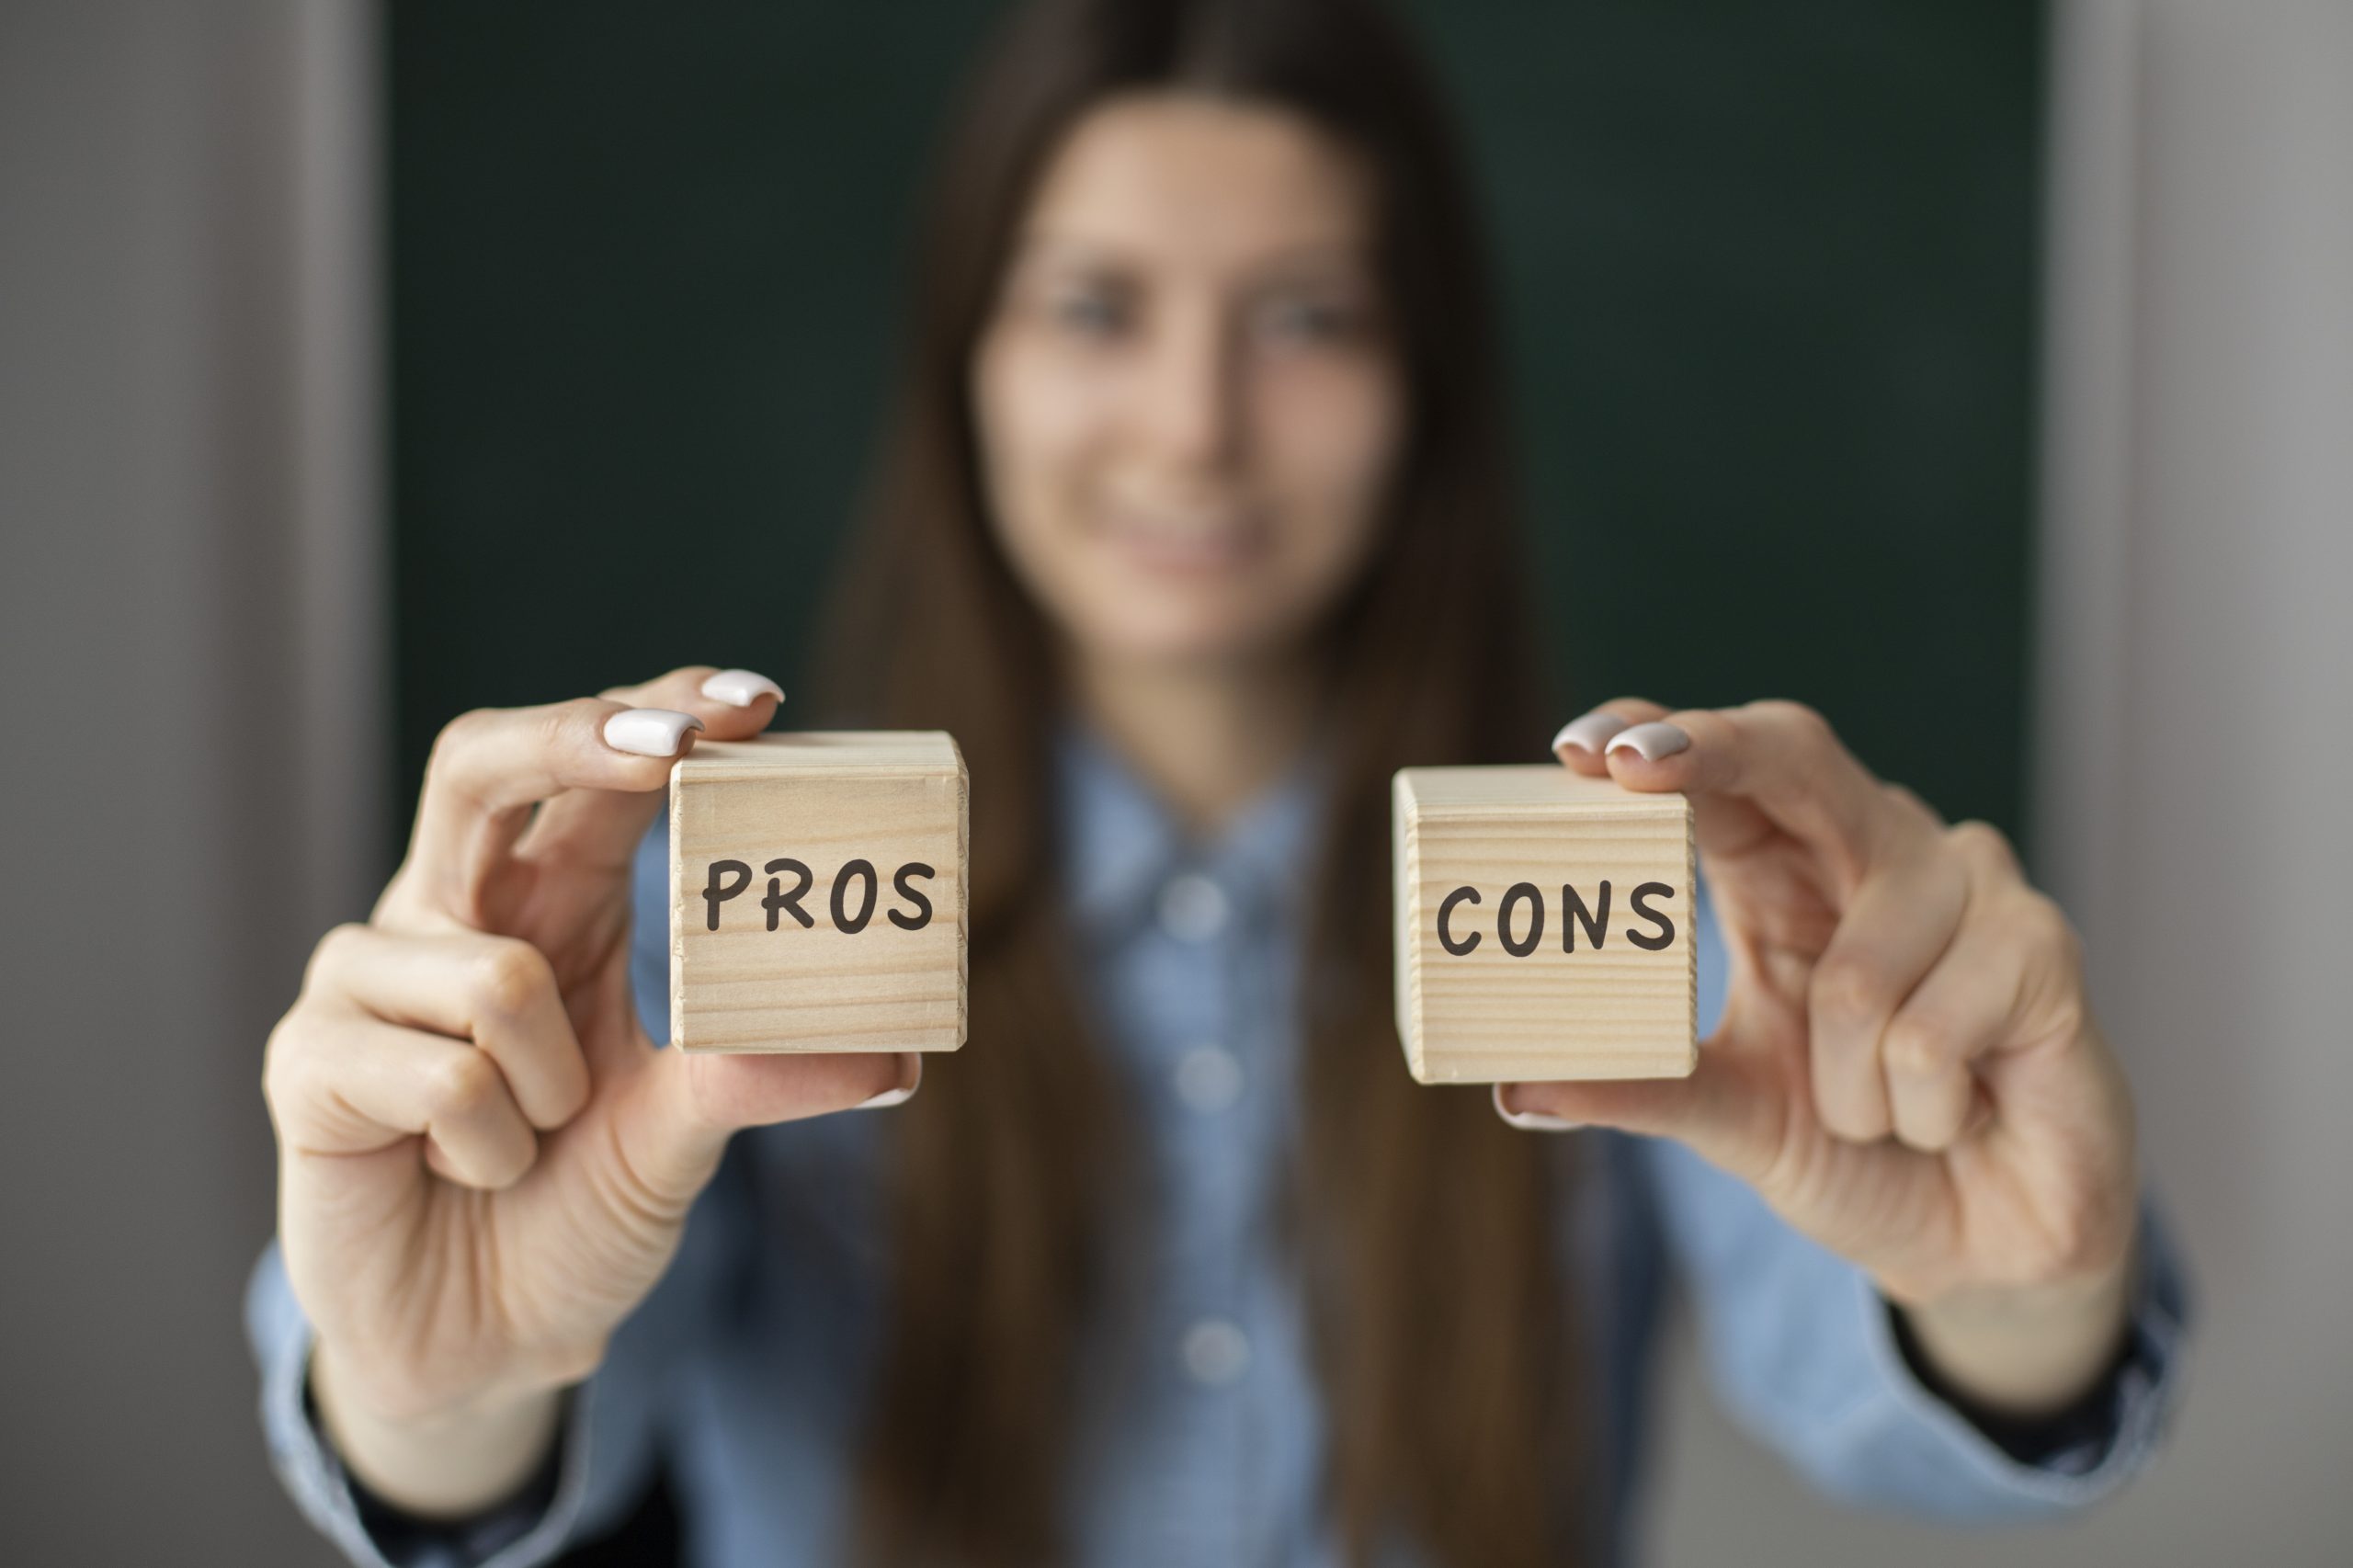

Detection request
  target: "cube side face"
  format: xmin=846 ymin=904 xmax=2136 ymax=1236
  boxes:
xmin=670 ymin=737 xmax=966 ymax=1054
xmin=1392 ymin=772 xmax=1427 ymax=1079
xmin=1394 ymin=767 xmax=1695 ymax=1084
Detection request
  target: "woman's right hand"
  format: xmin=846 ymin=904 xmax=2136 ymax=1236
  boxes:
xmin=262 ymin=665 xmax=914 ymax=1478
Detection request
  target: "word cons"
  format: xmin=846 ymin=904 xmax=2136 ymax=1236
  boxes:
xmin=1435 ymin=879 xmax=1677 ymax=958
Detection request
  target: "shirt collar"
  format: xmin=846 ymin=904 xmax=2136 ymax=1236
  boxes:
xmin=1054 ymin=718 xmax=1327 ymax=940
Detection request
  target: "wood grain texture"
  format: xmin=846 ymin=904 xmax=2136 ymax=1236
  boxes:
xmin=1393 ymin=766 xmax=1695 ymax=1084
xmin=670 ymin=732 xmax=966 ymax=1054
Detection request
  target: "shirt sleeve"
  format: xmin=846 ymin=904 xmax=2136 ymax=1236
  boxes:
xmin=1640 ymin=1132 xmax=2191 ymax=1519
xmin=244 ymin=813 xmax=737 ymax=1565
xmin=1635 ymin=872 xmax=2195 ymax=1519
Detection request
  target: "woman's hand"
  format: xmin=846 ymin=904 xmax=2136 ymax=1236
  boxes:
xmin=262 ymin=666 xmax=914 ymax=1508
xmin=1502 ymin=699 xmax=2139 ymax=1415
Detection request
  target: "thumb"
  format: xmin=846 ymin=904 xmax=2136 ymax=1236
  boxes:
xmin=1495 ymin=1049 xmax=1780 ymax=1185
xmin=607 ymin=1047 xmax=918 ymax=1214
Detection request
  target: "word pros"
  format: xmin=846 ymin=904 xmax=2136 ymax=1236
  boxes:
xmin=669 ymin=732 xmax=967 ymax=1055
xmin=699 ymin=857 xmax=937 ymax=933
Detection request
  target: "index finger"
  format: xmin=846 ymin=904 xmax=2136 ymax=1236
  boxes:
xmin=515 ymin=665 xmax=785 ymax=871
xmin=1601 ymin=699 xmax=1915 ymax=898
xmin=399 ymin=665 xmax=786 ymax=928
xmin=392 ymin=694 xmax=702 ymax=928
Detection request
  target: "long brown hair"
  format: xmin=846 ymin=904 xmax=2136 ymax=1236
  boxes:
xmin=817 ymin=1 xmax=1576 ymax=1562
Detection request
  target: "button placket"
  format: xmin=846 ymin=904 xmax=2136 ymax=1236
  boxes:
xmin=1178 ymin=1315 xmax=1252 ymax=1387
xmin=1156 ymin=870 xmax=1231 ymax=943
xmin=1173 ymin=1042 xmax=1245 ymax=1113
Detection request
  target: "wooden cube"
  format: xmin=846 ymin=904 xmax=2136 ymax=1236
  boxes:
xmin=1392 ymin=767 xmax=1695 ymax=1084
xmin=670 ymin=732 xmax=966 ymax=1054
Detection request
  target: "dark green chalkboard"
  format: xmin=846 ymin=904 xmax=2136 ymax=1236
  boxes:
xmin=390 ymin=1 xmax=2043 ymax=847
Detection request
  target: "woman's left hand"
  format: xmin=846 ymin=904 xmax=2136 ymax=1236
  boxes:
xmin=1503 ymin=699 xmax=2139 ymax=1413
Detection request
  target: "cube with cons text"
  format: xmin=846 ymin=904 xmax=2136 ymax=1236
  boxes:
xmin=1392 ymin=766 xmax=1695 ymax=1084
xmin=670 ymin=732 xmax=967 ymax=1054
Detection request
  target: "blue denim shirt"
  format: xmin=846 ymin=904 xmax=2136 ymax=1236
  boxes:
xmin=245 ymin=726 xmax=2190 ymax=1567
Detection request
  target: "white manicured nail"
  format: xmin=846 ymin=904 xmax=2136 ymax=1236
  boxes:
xmin=602 ymin=708 xmax=704 ymax=757
xmin=1552 ymin=711 xmax=1631 ymax=756
xmin=855 ymin=1054 xmax=922 ymax=1110
xmin=1605 ymin=722 xmax=1690 ymax=762
xmin=700 ymin=668 xmax=784 ymax=708
xmin=1494 ymin=1084 xmax=1580 ymax=1132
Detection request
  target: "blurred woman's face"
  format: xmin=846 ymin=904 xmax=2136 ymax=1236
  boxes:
xmin=972 ymin=93 xmax=1404 ymax=671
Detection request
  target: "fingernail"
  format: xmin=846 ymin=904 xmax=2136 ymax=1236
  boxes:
xmin=699 ymin=668 xmax=785 ymax=708
xmin=1552 ymin=711 xmax=1630 ymax=757
xmin=1605 ymin=721 xmax=1690 ymax=762
xmin=603 ymin=708 xmax=705 ymax=757
xmin=855 ymin=1053 xmax=923 ymax=1110
xmin=1494 ymin=1083 xmax=1580 ymax=1133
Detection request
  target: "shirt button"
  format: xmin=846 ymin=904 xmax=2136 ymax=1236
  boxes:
xmin=1179 ymin=1316 xmax=1251 ymax=1387
xmin=1156 ymin=872 xmax=1230 ymax=943
xmin=1173 ymin=1044 xmax=1244 ymax=1113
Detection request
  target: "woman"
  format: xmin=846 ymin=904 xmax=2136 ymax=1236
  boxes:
xmin=246 ymin=0 xmax=2188 ymax=1563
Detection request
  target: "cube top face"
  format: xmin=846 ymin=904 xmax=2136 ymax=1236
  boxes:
xmin=670 ymin=732 xmax=966 ymax=1054
xmin=676 ymin=730 xmax=962 ymax=780
xmin=1392 ymin=766 xmax=1695 ymax=1085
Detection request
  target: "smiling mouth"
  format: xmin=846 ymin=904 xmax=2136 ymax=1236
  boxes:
xmin=1097 ymin=506 xmax=1267 ymax=573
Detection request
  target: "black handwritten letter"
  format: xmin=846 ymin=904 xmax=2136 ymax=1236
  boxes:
xmin=1438 ymin=886 xmax=1483 ymax=955
xmin=762 ymin=858 xmax=814 ymax=931
xmin=1627 ymin=881 xmax=1677 ymax=951
xmin=832 ymin=858 xmax=879 ymax=935
xmin=703 ymin=860 xmax=752 ymax=931
xmin=1498 ymin=882 xmax=1544 ymax=958
xmin=1562 ymin=881 xmax=1612 ymax=951
xmin=890 ymin=862 xmax=936 ymax=931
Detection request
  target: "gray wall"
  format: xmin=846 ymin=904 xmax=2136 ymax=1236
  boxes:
xmin=1648 ymin=4 xmax=2353 ymax=1564
xmin=1 ymin=2 xmax=2346 ymax=1564
xmin=0 ymin=1 xmax=380 ymax=1562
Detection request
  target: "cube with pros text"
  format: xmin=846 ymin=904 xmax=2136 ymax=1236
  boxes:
xmin=670 ymin=732 xmax=967 ymax=1054
xmin=1392 ymin=767 xmax=1696 ymax=1084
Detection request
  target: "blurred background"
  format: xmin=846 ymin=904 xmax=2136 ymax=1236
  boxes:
xmin=2 ymin=1 xmax=2346 ymax=1562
